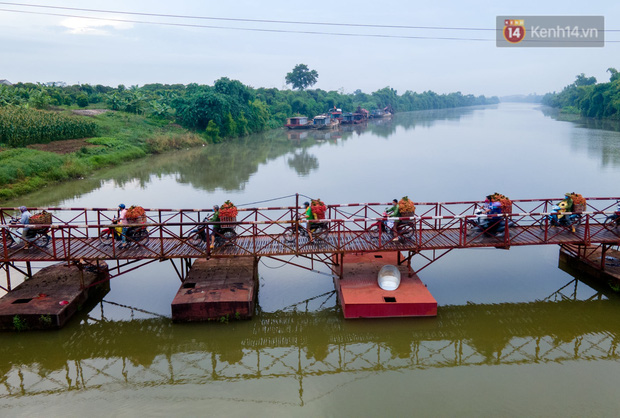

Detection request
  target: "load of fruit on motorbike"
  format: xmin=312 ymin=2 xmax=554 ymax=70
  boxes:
xmin=488 ymin=192 xmax=512 ymax=214
xmin=220 ymin=200 xmax=238 ymax=218
xmin=398 ymin=196 xmax=416 ymax=216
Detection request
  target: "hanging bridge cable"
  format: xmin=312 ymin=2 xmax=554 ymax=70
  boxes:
xmin=237 ymin=194 xmax=298 ymax=208
xmin=2 ymin=7 xmax=618 ymax=42
xmin=0 ymin=2 xmax=499 ymax=31
xmin=277 ymin=290 xmax=337 ymax=312
xmin=299 ymin=194 xmax=385 ymax=220
xmin=3 ymin=2 xmax=620 ymax=33
xmin=0 ymin=8 xmax=492 ymax=42
xmin=317 ymin=291 xmax=336 ymax=310
xmin=260 ymin=256 xmax=297 ymax=269
xmin=101 ymin=299 xmax=168 ymax=318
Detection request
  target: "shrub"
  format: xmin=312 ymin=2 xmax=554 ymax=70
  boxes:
xmin=76 ymin=94 xmax=89 ymax=108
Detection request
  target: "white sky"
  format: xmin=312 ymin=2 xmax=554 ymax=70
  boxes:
xmin=0 ymin=1 xmax=618 ymax=97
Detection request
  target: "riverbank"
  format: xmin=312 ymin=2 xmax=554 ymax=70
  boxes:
xmin=542 ymin=69 xmax=620 ymax=120
xmin=0 ymin=110 xmax=204 ymax=201
xmin=1 ymin=78 xmax=502 ymax=202
xmin=0 ymin=102 xmax=504 ymax=204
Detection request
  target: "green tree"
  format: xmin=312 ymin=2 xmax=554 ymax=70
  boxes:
xmin=76 ymin=94 xmax=89 ymax=108
xmin=574 ymin=73 xmax=597 ymax=87
xmin=28 ymin=90 xmax=51 ymax=109
xmin=285 ymin=64 xmax=318 ymax=91
xmin=105 ymin=92 xmax=125 ymax=110
xmin=173 ymin=90 xmax=230 ymax=131
xmin=372 ymin=87 xmax=398 ymax=109
xmin=205 ymin=120 xmax=220 ymax=141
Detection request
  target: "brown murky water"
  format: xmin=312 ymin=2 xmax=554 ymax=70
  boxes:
xmin=2 ymin=103 xmax=620 ymax=416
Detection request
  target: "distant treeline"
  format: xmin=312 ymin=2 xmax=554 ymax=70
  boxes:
xmin=500 ymin=94 xmax=544 ymax=103
xmin=542 ymin=68 xmax=620 ymax=119
xmin=0 ymin=79 xmax=498 ymax=144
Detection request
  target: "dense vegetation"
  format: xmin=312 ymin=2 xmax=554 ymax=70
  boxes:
xmin=0 ymin=78 xmax=498 ymax=201
xmin=542 ymin=68 xmax=620 ymax=119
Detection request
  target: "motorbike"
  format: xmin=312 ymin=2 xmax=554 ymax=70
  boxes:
xmin=368 ymin=210 xmax=415 ymax=241
xmin=604 ymin=202 xmax=620 ymax=229
xmin=99 ymin=218 xmax=149 ymax=247
xmin=187 ymin=217 xmax=236 ymax=248
xmin=466 ymin=208 xmax=508 ymax=237
xmin=283 ymin=216 xmax=329 ymax=242
xmin=539 ymin=204 xmax=582 ymax=232
xmin=2 ymin=217 xmax=50 ymax=248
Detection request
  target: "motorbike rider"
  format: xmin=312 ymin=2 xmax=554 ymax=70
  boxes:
xmin=482 ymin=196 xmax=502 ymax=230
xmin=385 ymin=199 xmax=400 ymax=241
xmin=302 ymin=202 xmax=314 ymax=242
xmin=557 ymin=193 xmax=574 ymax=225
xmin=562 ymin=193 xmax=574 ymax=213
xmin=18 ymin=206 xmax=32 ymax=248
xmin=484 ymin=196 xmax=502 ymax=215
xmin=118 ymin=203 xmax=128 ymax=248
xmin=209 ymin=205 xmax=220 ymax=249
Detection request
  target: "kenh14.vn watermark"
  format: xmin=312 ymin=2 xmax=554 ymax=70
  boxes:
xmin=496 ymin=16 xmax=604 ymax=47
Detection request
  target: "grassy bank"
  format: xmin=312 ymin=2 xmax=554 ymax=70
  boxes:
xmin=0 ymin=111 xmax=205 ymax=201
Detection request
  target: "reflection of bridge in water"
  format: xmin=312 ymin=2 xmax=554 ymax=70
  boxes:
xmin=2 ymin=280 xmax=620 ymax=403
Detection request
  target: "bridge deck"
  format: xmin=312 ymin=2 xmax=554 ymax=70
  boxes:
xmin=2 ymin=224 xmax=618 ymax=262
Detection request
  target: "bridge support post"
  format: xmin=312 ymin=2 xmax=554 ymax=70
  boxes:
xmin=601 ymin=244 xmax=611 ymax=272
xmin=0 ymin=262 xmax=35 ymax=293
xmin=0 ymin=262 xmax=10 ymax=293
xmin=169 ymin=258 xmax=195 ymax=282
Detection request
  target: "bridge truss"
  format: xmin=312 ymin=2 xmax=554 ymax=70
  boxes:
xmin=1 ymin=196 xmax=619 ymax=290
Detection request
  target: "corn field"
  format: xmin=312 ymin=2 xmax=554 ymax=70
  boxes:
xmin=0 ymin=106 xmax=98 ymax=147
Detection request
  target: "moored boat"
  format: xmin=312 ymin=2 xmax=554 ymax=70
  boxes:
xmin=312 ymin=114 xmax=340 ymax=130
xmin=285 ymin=116 xmax=312 ymax=130
xmin=369 ymin=106 xmax=393 ymax=119
xmin=329 ymin=107 xmax=343 ymax=122
xmin=341 ymin=107 xmax=369 ymax=125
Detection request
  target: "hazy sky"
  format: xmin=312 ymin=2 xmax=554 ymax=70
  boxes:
xmin=1 ymin=1 xmax=618 ymax=97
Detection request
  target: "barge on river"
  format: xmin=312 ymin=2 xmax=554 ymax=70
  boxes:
xmin=285 ymin=116 xmax=312 ymax=130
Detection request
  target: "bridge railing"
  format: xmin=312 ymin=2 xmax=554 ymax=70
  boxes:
xmin=1 ymin=197 xmax=619 ymax=260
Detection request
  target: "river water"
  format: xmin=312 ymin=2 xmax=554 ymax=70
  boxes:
xmin=2 ymin=103 xmax=620 ymax=416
